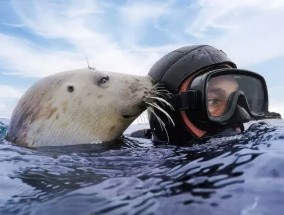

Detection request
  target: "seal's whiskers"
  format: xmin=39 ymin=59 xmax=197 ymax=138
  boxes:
xmin=155 ymin=89 xmax=170 ymax=94
xmin=143 ymin=82 xmax=175 ymax=142
xmin=145 ymin=101 xmax=175 ymax=126
xmin=155 ymin=91 xmax=171 ymax=99
xmin=149 ymin=96 xmax=174 ymax=111
xmin=147 ymin=107 xmax=169 ymax=142
xmin=153 ymin=83 xmax=170 ymax=93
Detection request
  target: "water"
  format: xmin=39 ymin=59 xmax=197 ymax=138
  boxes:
xmin=1 ymin=119 xmax=284 ymax=215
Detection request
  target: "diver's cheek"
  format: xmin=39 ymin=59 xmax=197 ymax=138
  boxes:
xmin=208 ymin=103 xmax=227 ymax=117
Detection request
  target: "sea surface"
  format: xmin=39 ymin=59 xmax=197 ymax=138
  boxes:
xmin=1 ymin=119 xmax=284 ymax=215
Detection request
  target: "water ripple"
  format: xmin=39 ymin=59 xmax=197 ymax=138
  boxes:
xmin=1 ymin=120 xmax=284 ymax=214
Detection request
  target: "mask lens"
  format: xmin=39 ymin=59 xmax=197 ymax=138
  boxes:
xmin=206 ymin=74 xmax=265 ymax=118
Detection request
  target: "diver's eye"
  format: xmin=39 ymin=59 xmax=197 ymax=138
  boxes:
xmin=98 ymin=76 xmax=109 ymax=88
xmin=207 ymin=98 xmax=220 ymax=107
xmin=67 ymin=85 xmax=74 ymax=92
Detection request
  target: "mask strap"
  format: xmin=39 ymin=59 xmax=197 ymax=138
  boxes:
xmin=179 ymin=75 xmax=206 ymax=138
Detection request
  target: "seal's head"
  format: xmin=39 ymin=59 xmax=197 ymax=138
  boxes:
xmin=6 ymin=68 xmax=154 ymax=147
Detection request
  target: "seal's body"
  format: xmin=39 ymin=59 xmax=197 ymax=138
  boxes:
xmin=6 ymin=68 xmax=153 ymax=147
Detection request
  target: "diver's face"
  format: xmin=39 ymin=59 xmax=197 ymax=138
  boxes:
xmin=207 ymin=75 xmax=238 ymax=117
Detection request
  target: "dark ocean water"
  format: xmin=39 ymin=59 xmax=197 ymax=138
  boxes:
xmin=1 ymin=119 xmax=284 ymax=215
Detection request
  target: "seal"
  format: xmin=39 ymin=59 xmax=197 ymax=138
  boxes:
xmin=5 ymin=68 xmax=155 ymax=148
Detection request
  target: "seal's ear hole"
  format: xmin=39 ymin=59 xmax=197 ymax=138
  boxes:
xmin=67 ymin=85 xmax=74 ymax=93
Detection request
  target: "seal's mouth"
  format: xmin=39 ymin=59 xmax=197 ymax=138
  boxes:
xmin=122 ymin=114 xmax=139 ymax=119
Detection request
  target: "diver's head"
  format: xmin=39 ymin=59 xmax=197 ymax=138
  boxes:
xmin=148 ymin=45 xmax=268 ymax=143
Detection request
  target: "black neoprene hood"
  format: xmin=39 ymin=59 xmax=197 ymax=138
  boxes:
xmin=148 ymin=45 xmax=237 ymax=92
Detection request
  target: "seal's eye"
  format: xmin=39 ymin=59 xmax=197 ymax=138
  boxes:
xmin=98 ymin=76 xmax=109 ymax=88
xmin=67 ymin=85 xmax=74 ymax=92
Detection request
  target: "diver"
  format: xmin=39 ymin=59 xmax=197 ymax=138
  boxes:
xmin=131 ymin=45 xmax=273 ymax=143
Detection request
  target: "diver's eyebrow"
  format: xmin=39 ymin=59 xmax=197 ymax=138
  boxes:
xmin=207 ymin=87 xmax=227 ymax=99
xmin=207 ymin=88 xmax=226 ymax=94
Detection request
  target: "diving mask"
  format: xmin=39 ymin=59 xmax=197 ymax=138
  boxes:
xmin=176 ymin=69 xmax=268 ymax=126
